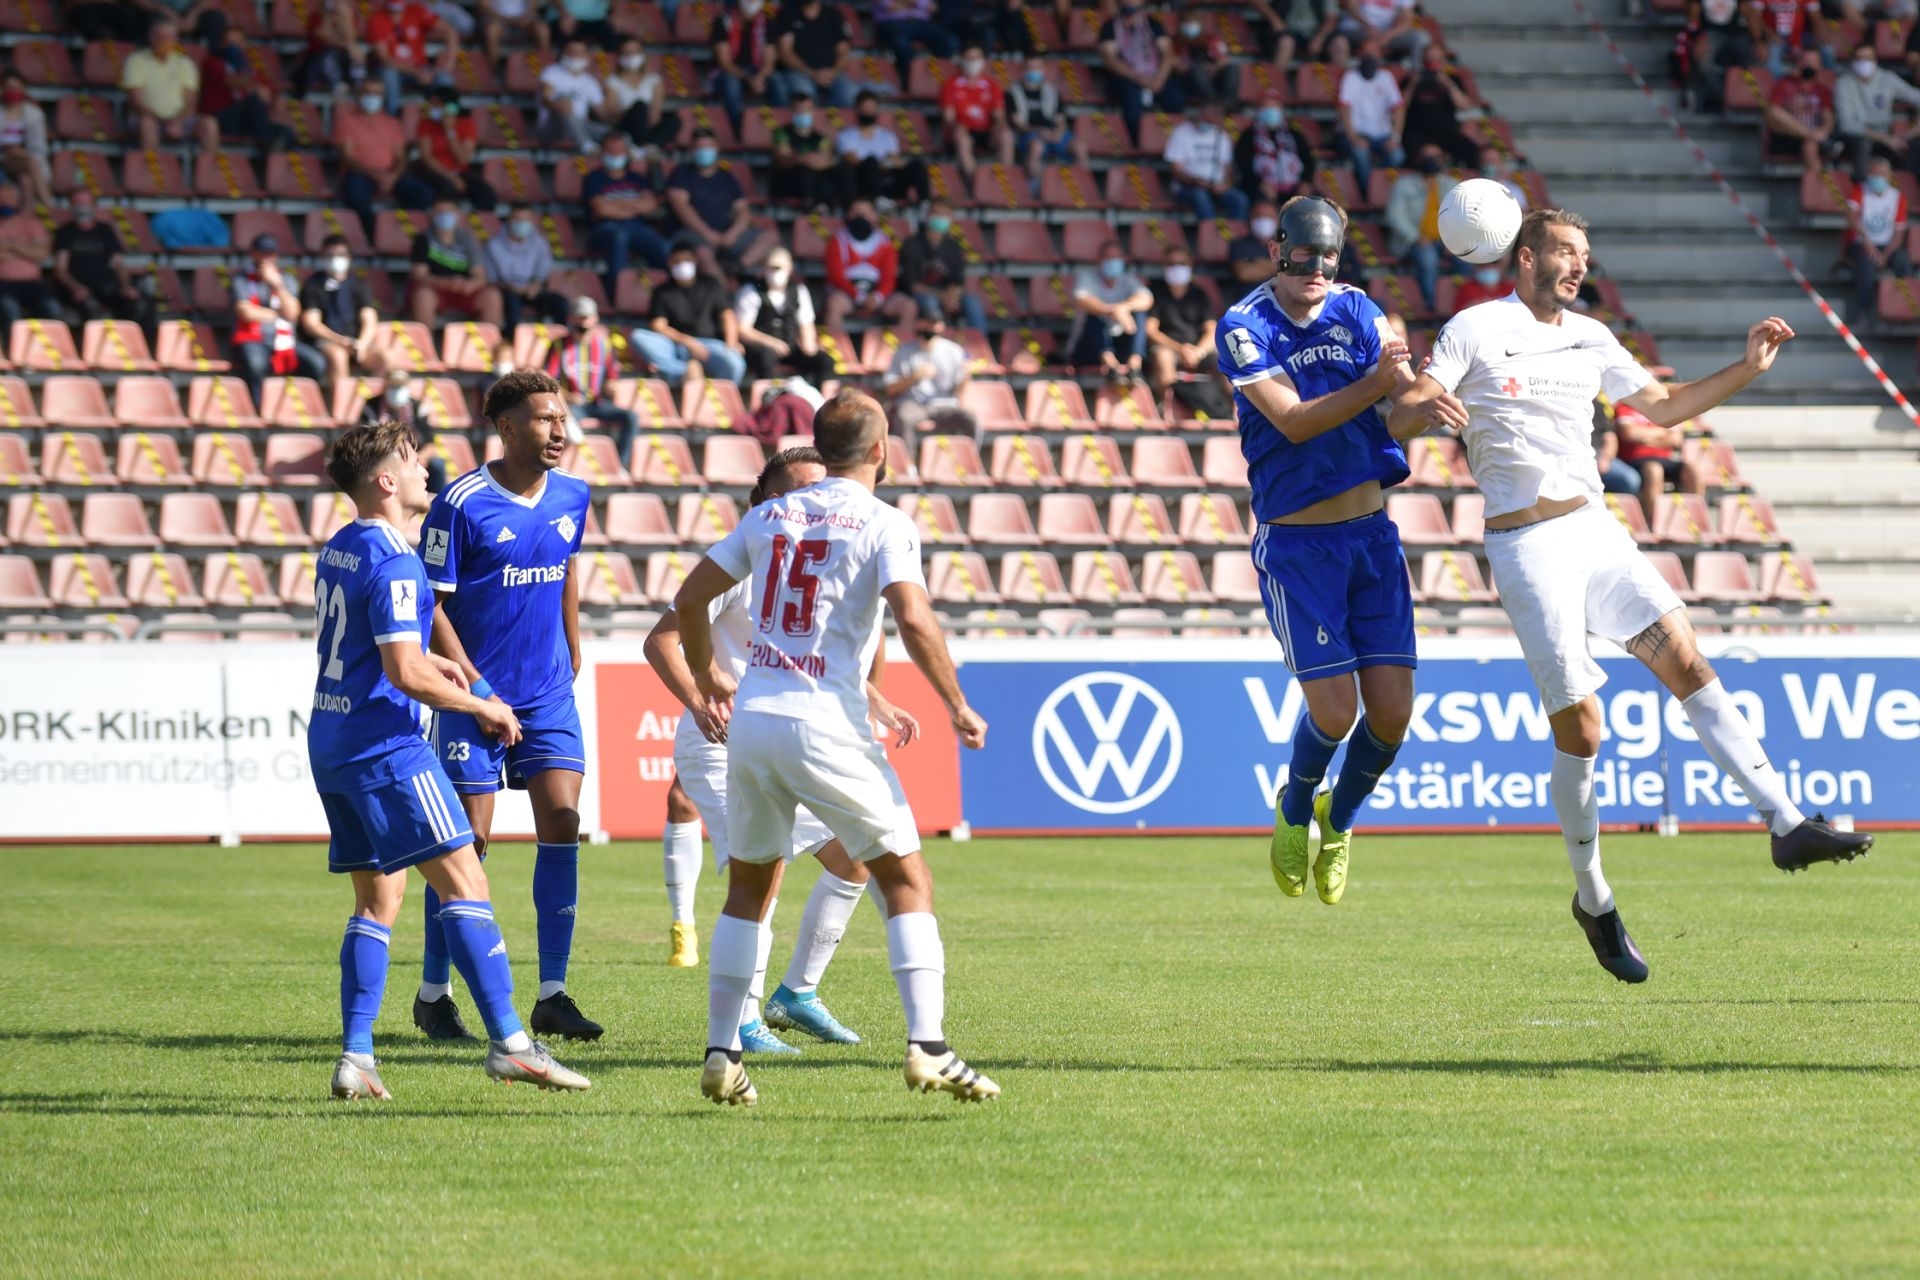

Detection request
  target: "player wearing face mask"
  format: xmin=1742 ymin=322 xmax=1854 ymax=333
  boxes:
xmin=300 ymin=234 xmax=384 ymax=395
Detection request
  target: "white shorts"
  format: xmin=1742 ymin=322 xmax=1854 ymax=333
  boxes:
xmin=675 ymin=732 xmax=833 ymax=872
xmin=723 ymin=710 xmax=923 ymax=866
xmin=1481 ymin=501 xmax=1684 ymax=715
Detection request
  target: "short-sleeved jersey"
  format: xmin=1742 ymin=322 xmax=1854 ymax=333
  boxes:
xmin=420 ymin=466 xmax=591 ymax=709
xmin=1423 ymin=293 xmax=1654 ymax=519
xmin=306 ymin=518 xmax=438 ymax=793
xmin=707 ymin=476 xmax=923 ymax=735
xmin=1217 ymin=280 xmax=1410 ymax=521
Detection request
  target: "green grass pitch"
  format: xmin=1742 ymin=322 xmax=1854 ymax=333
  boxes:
xmin=2 ymin=832 xmax=1917 ymax=1278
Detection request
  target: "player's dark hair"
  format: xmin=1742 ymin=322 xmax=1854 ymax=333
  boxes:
xmin=811 ymin=390 xmax=887 ymax=468
xmin=1514 ymin=208 xmax=1590 ymax=262
xmin=326 ymin=418 xmax=414 ymax=494
xmin=749 ymin=445 xmax=825 ymax=507
xmin=482 ymin=369 xmax=563 ymax=423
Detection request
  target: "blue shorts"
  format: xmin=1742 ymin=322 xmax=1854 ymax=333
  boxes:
xmin=432 ymin=693 xmax=586 ymax=794
xmin=1250 ymin=510 xmax=1418 ymax=679
xmin=322 ymin=764 xmax=473 ymax=875
xmin=1019 ymin=130 xmax=1073 ymax=162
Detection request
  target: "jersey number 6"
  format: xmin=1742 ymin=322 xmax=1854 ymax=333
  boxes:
xmin=758 ymin=534 xmax=829 ymax=637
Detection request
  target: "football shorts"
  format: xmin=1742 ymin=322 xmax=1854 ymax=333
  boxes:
xmin=433 ymin=692 xmax=586 ymax=794
xmin=722 ymin=710 xmax=922 ymax=866
xmin=674 ymin=731 xmax=835 ymax=872
xmin=322 ymin=763 xmax=473 ymax=874
xmin=1251 ymin=509 xmax=1418 ymax=679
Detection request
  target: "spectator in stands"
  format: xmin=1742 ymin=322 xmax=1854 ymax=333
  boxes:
xmin=409 ymin=198 xmax=505 ymax=328
xmin=195 ymin=28 xmax=289 ymax=164
xmin=1345 ymin=0 xmax=1425 ymax=66
xmin=1449 ymin=254 xmax=1509 ymax=313
xmin=487 ymin=203 xmax=570 ymax=332
xmin=1100 ymin=0 xmax=1181 ymax=146
xmin=874 ymin=0 xmax=957 ymax=84
xmin=298 ymin=234 xmax=382 ymax=393
xmin=1069 ymin=240 xmax=1153 ymax=384
xmin=941 ymin=43 xmax=1014 ymax=181
xmin=481 ymin=0 xmax=549 ymax=66
xmin=1479 ymin=146 xmax=1529 ymax=210
xmin=584 ymin=131 xmax=671 ymax=298
xmin=1593 ymin=407 xmax=1640 ymax=498
xmin=823 ymin=198 xmax=916 ymax=329
xmin=334 ymin=89 xmax=410 ymax=237
xmin=406 ymin=86 xmax=497 ymax=211
xmin=68 ymin=0 xmax=210 ymax=43
xmin=367 ymin=0 xmax=457 ymax=113
xmin=1400 ymin=44 xmax=1478 ymax=169
xmin=1165 ymin=100 xmax=1248 ymax=223
xmin=667 ymin=125 xmax=768 ymax=276
xmin=770 ymin=89 xmax=836 ymax=208
xmin=52 ymin=192 xmax=150 ymax=330
xmin=229 ymin=233 xmax=326 ymax=401
xmin=121 ymin=17 xmax=202 ymax=154
xmin=0 ymin=73 xmax=50 ymax=211
xmin=901 ymin=201 xmax=987 ymax=331
xmin=1672 ymin=0 xmax=1754 ymax=114
xmin=1229 ymin=201 xmax=1280 ymax=287
xmin=1386 ymin=144 xmax=1460 ymax=313
xmin=296 ymin=0 xmax=363 ymax=99
xmin=361 ymin=368 xmax=437 ymax=441
xmin=1766 ymin=49 xmax=1839 ymax=171
xmin=539 ymin=37 xmax=607 ymax=151
xmin=1235 ymin=92 xmax=1317 ymax=206
xmin=883 ymin=300 xmax=976 ymax=440
xmin=547 ymin=297 xmax=639 ymax=459
xmin=736 ymin=246 xmax=835 ymax=385
xmin=709 ymin=0 xmax=781 ymax=134
xmin=1270 ymin=0 xmax=1348 ymax=79
xmin=988 ymin=0 xmax=1037 ymax=58
xmin=1171 ymin=15 xmax=1239 ymax=106
xmin=1836 ymin=43 xmax=1920 ymax=178
xmin=552 ymin=0 xmax=617 ymax=50
xmin=601 ymin=40 xmax=677 ymax=155
xmin=1614 ymin=402 xmax=1705 ymax=525
xmin=835 ymin=91 xmax=932 ymax=207
xmin=1009 ymin=57 xmax=1085 ymax=198
xmin=1846 ymin=155 xmax=1912 ymax=326
xmin=0 ymin=180 xmax=50 ymax=330
xmin=630 ymin=244 xmax=749 ymax=386
xmin=1337 ymin=42 xmax=1405 ymax=191
xmin=1145 ymin=245 xmax=1215 ymax=399
xmin=1751 ymin=0 xmax=1830 ymax=78
xmin=775 ymin=0 xmax=858 ymax=109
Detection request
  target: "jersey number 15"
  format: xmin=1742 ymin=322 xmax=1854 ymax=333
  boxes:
xmin=758 ymin=534 xmax=829 ymax=637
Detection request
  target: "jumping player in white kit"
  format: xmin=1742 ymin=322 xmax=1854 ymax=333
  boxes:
xmin=673 ymin=389 xmax=998 ymax=1106
xmin=1391 ymin=208 xmax=1872 ymax=983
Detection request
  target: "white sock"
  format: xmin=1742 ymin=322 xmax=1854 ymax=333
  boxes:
xmin=536 ymin=980 xmax=565 ymax=1000
xmin=743 ymin=896 xmax=775 ymax=1025
xmin=663 ymin=821 xmax=702 ymax=924
xmin=1552 ymin=750 xmax=1613 ymax=916
xmin=707 ymin=913 xmax=761 ymax=1052
xmin=782 ymin=872 xmax=865 ymax=994
xmin=1682 ymin=679 xmax=1805 ymax=836
xmin=865 ymin=874 xmax=889 ymax=920
xmin=499 ymin=1029 xmax=532 ymax=1052
xmin=417 ymin=981 xmax=451 ymax=1002
xmin=886 ymin=912 xmax=946 ymax=1043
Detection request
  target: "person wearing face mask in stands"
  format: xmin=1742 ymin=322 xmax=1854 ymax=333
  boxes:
xmin=547 ymin=297 xmax=639 ymax=459
xmin=1764 ymin=49 xmax=1838 ymax=172
xmin=1235 ymin=92 xmax=1317 ymax=206
xmin=1337 ymin=40 xmax=1405 ymax=191
xmin=481 ymin=0 xmax=550 ymax=65
xmin=1448 ymin=254 xmax=1510 ymax=315
xmin=1230 ymin=200 xmax=1285 ymax=287
xmin=709 ymin=0 xmax=782 ymax=135
xmin=940 ymin=42 xmax=1014 ymax=181
xmin=300 ymin=234 xmax=384 ymax=394
xmin=630 ymin=245 xmax=750 ymax=388
xmin=583 ymin=132 xmax=671 ymax=300
xmin=873 ymin=0 xmax=958 ymax=86
xmin=667 ymin=125 xmax=770 ymax=278
xmin=773 ymin=0 xmax=858 ymax=109
xmin=1845 ymin=156 xmax=1912 ymax=328
xmin=408 ymin=198 xmax=505 ymax=329
xmin=1172 ymin=14 xmax=1239 ymax=106
xmin=53 ymin=191 xmax=150 ymax=331
xmin=1145 ymin=246 xmax=1218 ymax=400
xmin=0 ymin=73 xmax=49 ymax=213
xmin=405 ymin=86 xmax=497 ymax=212
xmin=551 ymin=0 xmax=617 ymax=52
xmin=486 ymin=203 xmax=571 ymax=333
xmin=1400 ymin=44 xmax=1479 ymax=170
xmin=901 ymin=200 xmax=988 ymax=333
xmin=366 ymin=0 xmax=458 ymax=114
xmin=1345 ymin=0 xmax=1426 ymax=68
xmin=1008 ymin=56 xmax=1087 ymax=197
xmin=1165 ymin=100 xmax=1249 ymax=223
xmin=770 ymin=89 xmax=836 ymax=209
xmin=1099 ymin=0 xmax=1182 ymax=146
xmin=1069 ymin=240 xmax=1154 ymax=385
xmin=735 ymin=246 xmax=836 ymax=386
xmin=538 ymin=36 xmax=608 ymax=152
xmin=1384 ymin=144 xmax=1461 ymax=315
xmin=833 ymin=91 xmax=932 ymax=208
xmin=1478 ymin=146 xmax=1529 ymax=212
xmin=335 ymin=90 xmax=410 ymax=238
xmin=1834 ymin=43 xmax=1920 ymax=178
xmin=883 ymin=300 xmax=976 ymax=444
xmin=604 ymin=37 xmax=680 ymax=151
xmin=822 ymin=199 xmax=918 ymax=330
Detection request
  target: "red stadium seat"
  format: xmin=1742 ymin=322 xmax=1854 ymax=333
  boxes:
xmin=158 ymin=494 xmax=237 ymax=548
xmin=628 ymin=433 xmax=700 ymax=487
xmin=1024 ymin=379 xmax=1095 ymax=431
xmin=681 ymin=380 xmax=751 ymax=433
xmin=1386 ymin=493 xmax=1452 ymax=545
xmin=181 ymin=378 xmax=262 ymax=433
xmin=5 ymin=491 xmax=80 ymax=549
xmin=1060 ymin=218 xmax=1112 ymax=264
xmin=1095 ymin=384 xmax=1166 ymax=432
xmin=42 ymin=431 xmax=113 ymax=486
xmin=157 ymin=322 xmax=233 ymax=374
xmin=1652 ymin=492 xmax=1719 ymax=545
xmin=920 ymin=434 xmax=990 ymax=488
xmin=1406 ymin=435 xmax=1475 ymax=488
xmin=1199 ymin=438 xmax=1249 ymax=489
xmin=259 ymin=378 xmax=333 ymax=430
xmin=126 ymin=552 xmax=207 ymax=608
xmin=1104 ymin=164 xmax=1172 ymax=213
xmin=1719 ymin=493 xmax=1783 ymax=543
xmin=1069 ymin=550 xmax=1143 ymax=605
xmin=234 ymin=493 xmax=313 ymax=548
xmin=441 ymin=322 xmax=505 ymax=373
xmin=676 ymin=493 xmax=739 ymax=544
xmin=370 ymin=321 xmax=448 ymax=373
xmin=996 ymin=550 xmax=1066 ymax=605
xmin=1127 ymin=219 xmax=1183 ymax=265
xmin=971 ymin=162 xmax=1032 ymax=211
xmin=989 ymin=434 xmax=1062 ymax=489
xmin=1419 ymin=550 xmax=1496 ymax=603
xmin=191 ymin=433 xmax=267 ymax=487
xmin=303 ymin=208 xmax=373 ymax=256
xmin=43 ymin=377 xmax=115 ymax=431
xmin=202 ymin=552 xmax=281 ymax=608
xmin=115 ymin=431 xmax=190 ymax=487
xmin=1600 ymin=491 xmax=1654 ymax=542
xmin=48 ymin=553 xmax=129 ymax=608
xmin=1178 ymin=493 xmax=1246 ymax=544
xmin=53 ymin=151 xmax=123 ymax=199
xmin=602 ymin=493 xmax=678 ymax=546
xmin=81 ymin=320 xmax=157 ymax=372
xmin=563 ymin=436 xmax=632 ymax=487
xmin=0 ymin=379 xmax=44 ymax=430
xmin=1109 ymin=606 xmax=1173 ymax=636
xmin=899 ymin=493 xmax=969 ymax=545
xmin=1642 ymin=550 xmax=1697 ymax=603
xmin=966 ymin=493 xmax=1042 ymax=545
xmin=1449 ymin=492 xmax=1486 ymax=543
xmin=122 ymin=149 xmax=190 ymax=200
xmin=266 ymin=152 xmax=329 ymax=200
xmin=643 ymin=549 xmax=696 ymax=602
xmin=701 ymin=436 xmax=767 ymax=488
xmin=1138 ymin=550 xmax=1215 ymax=604
xmin=926 ymin=549 xmax=1003 ymax=604
xmin=1038 ymin=164 xmax=1101 ymax=210
xmin=1129 ymin=438 xmax=1202 ymax=488
xmin=1759 ymin=551 xmax=1827 ymax=602
xmin=1059 ymin=434 xmax=1132 ymax=488
xmin=263 ymin=434 xmax=329 ymax=487
xmin=0 ymin=555 xmax=51 ymax=608
xmin=11 ymin=319 xmax=83 ymax=371
xmin=308 ymin=492 xmax=356 ymax=543
xmin=993 ymin=219 xmax=1055 ymax=264
xmin=195 ymin=151 xmax=264 ymax=200
xmin=79 ymin=494 xmax=160 ymax=548
xmin=1691 ymin=551 xmax=1763 ymax=603
xmin=113 ymin=377 xmax=191 ymax=430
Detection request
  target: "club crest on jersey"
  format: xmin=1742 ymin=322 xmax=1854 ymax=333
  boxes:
xmin=423 ymin=526 xmax=450 ymax=566
xmin=1226 ymin=327 xmax=1259 ymax=368
xmin=390 ymin=578 xmax=417 ymax=621
xmin=551 ymin=514 xmax=577 ymax=543
xmin=495 ymin=526 xmax=516 ymax=543
xmin=1326 ymin=324 xmax=1353 ymax=346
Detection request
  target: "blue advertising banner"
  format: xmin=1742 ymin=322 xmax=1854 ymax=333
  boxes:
xmin=950 ymin=638 xmax=1920 ymax=832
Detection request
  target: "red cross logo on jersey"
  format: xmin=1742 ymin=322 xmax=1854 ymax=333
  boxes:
xmin=1499 ymin=377 xmax=1523 ymax=397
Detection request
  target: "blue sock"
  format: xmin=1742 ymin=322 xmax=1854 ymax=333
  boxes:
xmin=1328 ymin=720 xmax=1403 ymax=833
xmin=532 ymin=842 xmax=579 ymax=987
xmin=339 ymin=917 xmax=392 ymax=1056
xmin=1280 ymin=713 xmax=1343 ymax=827
xmin=438 ymin=899 xmax=525 ymax=1042
xmin=421 ymin=884 xmax=451 ymax=987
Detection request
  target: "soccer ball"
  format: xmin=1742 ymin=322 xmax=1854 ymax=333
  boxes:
xmin=1438 ymin=178 xmax=1524 ymax=265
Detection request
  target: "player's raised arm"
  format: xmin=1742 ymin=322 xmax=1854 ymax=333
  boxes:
xmin=882 ymin=579 xmax=984 ymax=749
xmin=1619 ymin=316 xmax=1795 ymax=428
xmin=1385 ymin=371 xmax=1470 ymax=440
xmin=1236 ymin=347 xmax=1413 ymax=445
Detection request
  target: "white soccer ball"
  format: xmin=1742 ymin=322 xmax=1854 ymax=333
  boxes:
xmin=1438 ymin=177 xmax=1524 ymax=265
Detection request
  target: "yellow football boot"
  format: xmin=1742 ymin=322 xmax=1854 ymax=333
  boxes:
xmin=1270 ymin=799 xmax=1309 ymax=897
xmin=668 ymin=920 xmax=700 ymax=967
xmin=1312 ymin=791 xmax=1350 ymax=905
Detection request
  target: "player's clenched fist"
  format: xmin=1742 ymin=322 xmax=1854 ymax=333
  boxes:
xmin=1368 ymin=341 xmax=1412 ymax=394
xmin=950 ymin=705 xmax=988 ymax=749
xmin=475 ymin=699 xmax=523 ymax=748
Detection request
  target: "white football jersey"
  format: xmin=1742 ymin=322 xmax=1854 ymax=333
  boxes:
xmin=1424 ymin=293 xmax=1653 ymax=519
xmin=708 ymin=475 xmax=924 ymax=735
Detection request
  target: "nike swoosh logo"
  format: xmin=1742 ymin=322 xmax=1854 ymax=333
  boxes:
xmin=1577 ymin=836 xmax=1596 ymax=845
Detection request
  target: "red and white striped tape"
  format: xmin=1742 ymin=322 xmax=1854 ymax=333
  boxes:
xmin=1569 ymin=0 xmax=1920 ymax=426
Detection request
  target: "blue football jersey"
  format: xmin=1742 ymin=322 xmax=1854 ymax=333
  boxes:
xmin=419 ymin=466 xmax=590 ymax=709
xmin=307 ymin=518 xmax=438 ymax=793
xmin=1216 ymin=281 xmax=1411 ymax=522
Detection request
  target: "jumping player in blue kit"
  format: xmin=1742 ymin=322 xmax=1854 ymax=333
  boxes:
xmin=1217 ymin=196 xmax=1469 ymax=903
xmin=308 ymin=417 xmax=589 ymax=1099
xmin=412 ymin=370 xmax=605 ymax=1043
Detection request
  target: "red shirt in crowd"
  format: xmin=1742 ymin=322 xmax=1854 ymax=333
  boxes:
xmin=825 ymin=227 xmax=897 ymax=301
xmin=1450 ymin=277 xmax=1509 ymax=313
xmin=367 ymin=1 xmax=438 ymax=70
xmin=1751 ymin=0 xmax=1819 ymax=48
xmin=940 ymin=73 xmax=1003 ymax=133
xmin=416 ymin=111 xmax=478 ymax=171
xmin=1766 ymin=74 xmax=1832 ymax=132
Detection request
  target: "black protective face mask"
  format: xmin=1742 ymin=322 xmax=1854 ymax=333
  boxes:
xmin=1358 ymin=57 xmax=1380 ymax=78
xmin=846 ymin=216 xmax=874 ymax=239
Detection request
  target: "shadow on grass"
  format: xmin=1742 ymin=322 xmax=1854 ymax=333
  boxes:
xmin=0 ymin=1090 xmax=968 ymax=1122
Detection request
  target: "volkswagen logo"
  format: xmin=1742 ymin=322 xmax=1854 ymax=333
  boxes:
xmin=1031 ymin=672 xmax=1183 ymax=815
